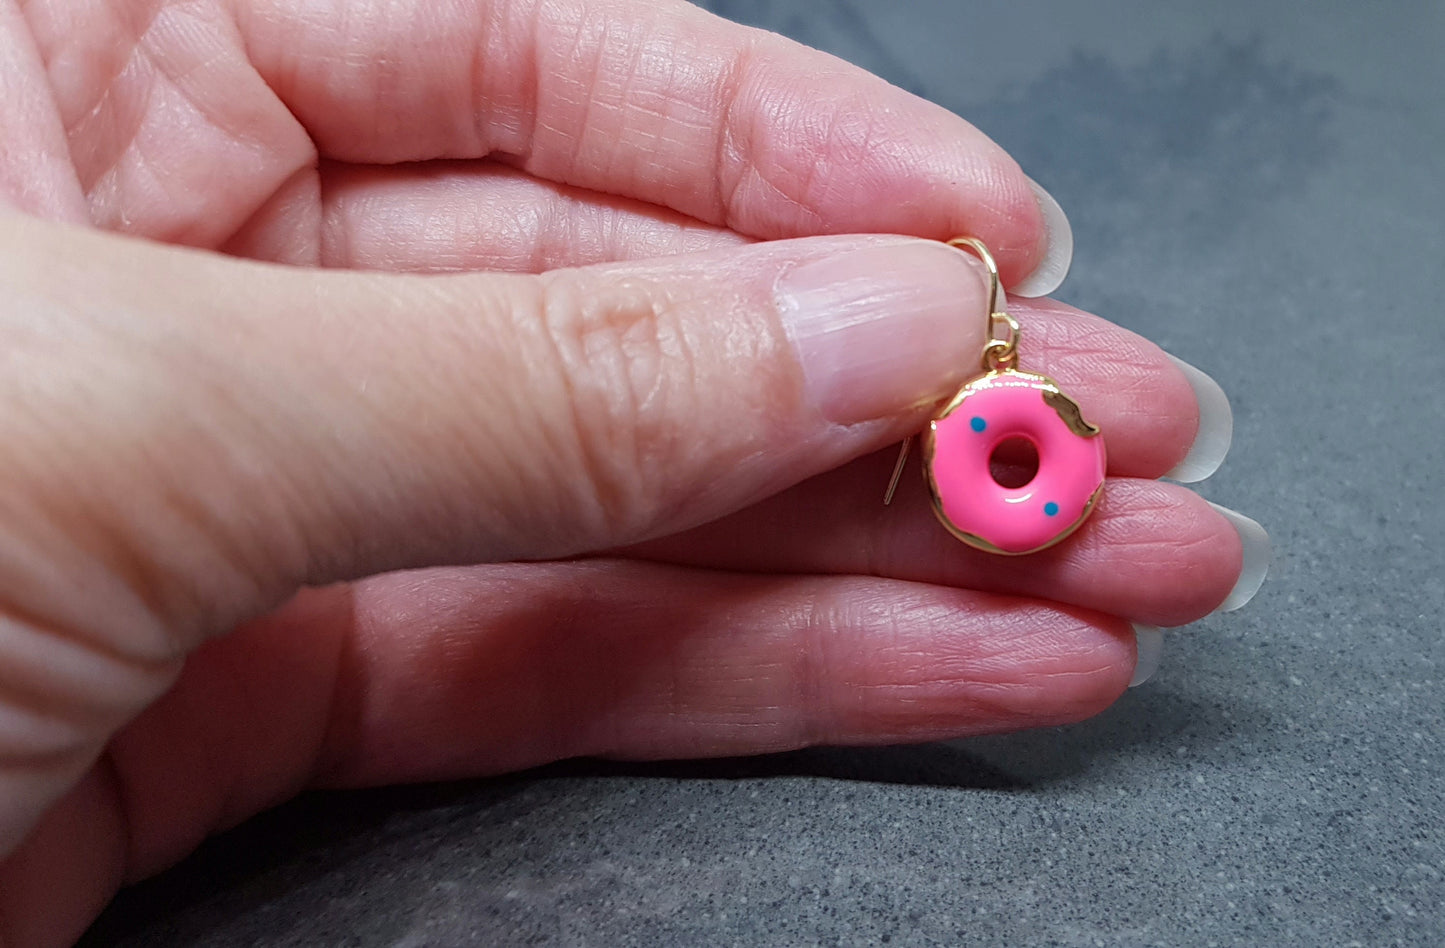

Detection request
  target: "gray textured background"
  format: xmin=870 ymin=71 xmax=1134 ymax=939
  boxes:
xmin=82 ymin=1 xmax=1445 ymax=945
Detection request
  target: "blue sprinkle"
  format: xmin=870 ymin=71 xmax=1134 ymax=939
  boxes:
xmin=1044 ymin=502 xmax=1060 ymax=517
xmin=970 ymin=416 xmax=987 ymax=433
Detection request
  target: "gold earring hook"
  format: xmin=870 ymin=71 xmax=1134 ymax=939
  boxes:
xmin=883 ymin=236 xmax=1015 ymax=505
xmin=947 ymin=236 xmax=1020 ymax=372
xmin=946 ymin=236 xmax=1000 ymax=316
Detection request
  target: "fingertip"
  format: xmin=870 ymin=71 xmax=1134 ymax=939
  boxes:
xmin=1208 ymin=503 xmax=1271 ymax=613
xmin=1163 ymin=354 xmax=1234 ymax=483
xmin=1129 ymin=624 xmax=1164 ymax=687
xmin=1009 ymin=177 xmax=1073 ymax=298
xmin=1068 ymin=480 xmax=1253 ymax=628
xmin=971 ymin=607 xmax=1137 ymax=728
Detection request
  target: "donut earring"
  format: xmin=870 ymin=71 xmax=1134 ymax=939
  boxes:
xmin=883 ymin=237 xmax=1106 ymax=555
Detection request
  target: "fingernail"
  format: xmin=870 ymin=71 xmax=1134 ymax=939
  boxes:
xmin=1209 ymin=503 xmax=1271 ymax=613
xmin=1130 ymin=624 xmax=1163 ymax=687
xmin=778 ymin=240 xmax=987 ymax=425
xmin=1010 ymin=177 xmax=1073 ymax=298
xmin=1164 ymin=354 xmax=1233 ymax=483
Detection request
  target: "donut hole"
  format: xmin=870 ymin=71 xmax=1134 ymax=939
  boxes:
xmin=989 ymin=437 xmax=1040 ymax=488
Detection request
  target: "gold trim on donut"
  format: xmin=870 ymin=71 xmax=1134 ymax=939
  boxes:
xmin=1042 ymin=389 xmax=1101 ymax=438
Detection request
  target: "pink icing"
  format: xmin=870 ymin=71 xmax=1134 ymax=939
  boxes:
xmin=926 ymin=372 xmax=1106 ymax=554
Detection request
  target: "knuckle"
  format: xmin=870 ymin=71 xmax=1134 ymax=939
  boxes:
xmin=0 ymin=598 xmax=178 ymax=854
xmin=531 ymin=269 xmax=702 ymax=543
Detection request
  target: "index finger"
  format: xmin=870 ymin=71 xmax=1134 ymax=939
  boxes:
xmin=238 ymin=0 xmax=1058 ymax=287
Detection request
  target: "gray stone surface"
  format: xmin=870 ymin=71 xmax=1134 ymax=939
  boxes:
xmin=82 ymin=1 xmax=1445 ymax=945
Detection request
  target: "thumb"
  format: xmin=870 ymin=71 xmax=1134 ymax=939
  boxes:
xmin=0 ymin=218 xmax=988 ymax=855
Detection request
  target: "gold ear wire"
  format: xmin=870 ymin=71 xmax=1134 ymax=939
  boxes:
xmin=948 ymin=236 xmax=1020 ymax=372
xmin=946 ymin=236 xmax=1001 ymax=317
xmin=883 ymin=236 xmax=1011 ymax=505
xmin=883 ymin=437 xmax=912 ymax=506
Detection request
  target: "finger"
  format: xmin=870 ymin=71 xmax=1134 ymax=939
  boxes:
xmin=0 ymin=561 xmax=1133 ymax=944
xmin=22 ymin=0 xmax=318 ymax=248
xmin=0 ymin=3 xmax=88 ymax=222
xmin=330 ymin=563 xmax=1136 ymax=777
xmin=629 ymin=466 xmax=1243 ymax=628
xmin=0 ymin=223 xmax=1009 ymax=854
xmin=235 ymin=0 xmax=1057 ymax=287
xmin=318 ymin=160 xmax=747 ymax=272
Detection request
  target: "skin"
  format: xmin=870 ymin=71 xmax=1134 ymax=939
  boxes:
xmin=0 ymin=1 xmax=1245 ymax=945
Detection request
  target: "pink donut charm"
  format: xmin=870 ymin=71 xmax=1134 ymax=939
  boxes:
xmin=923 ymin=370 xmax=1106 ymax=555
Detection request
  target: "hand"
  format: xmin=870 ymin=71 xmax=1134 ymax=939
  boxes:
xmin=0 ymin=1 xmax=1263 ymax=944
